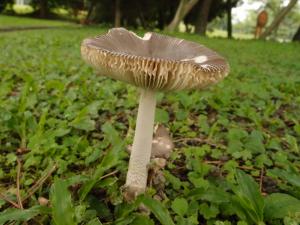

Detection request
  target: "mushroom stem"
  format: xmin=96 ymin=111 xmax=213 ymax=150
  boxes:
xmin=125 ymin=89 xmax=156 ymax=200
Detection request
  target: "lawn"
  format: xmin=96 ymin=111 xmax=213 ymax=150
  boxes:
xmin=0 ymin=15 xmax=74 ymax=29
xmin=0 ymin=22 xmax=300 ymax=224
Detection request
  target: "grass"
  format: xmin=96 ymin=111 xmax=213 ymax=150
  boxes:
xmin=0 ymin=14 xmax=74 ymax=29
xmin=207 ymin=29 xmax=254 ymax=39
xmin=0 ymin=21 xmax=300 ymax=224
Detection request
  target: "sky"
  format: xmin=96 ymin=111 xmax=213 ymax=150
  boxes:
xmin=232 ymin=0 xmax=264 ymax=23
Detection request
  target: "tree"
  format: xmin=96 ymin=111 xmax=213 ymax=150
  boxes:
xmin=0 ymin=0 xmax=13 ymax=12
xmin=30 ymin=0 xmax=66 ymax=18
xmin=165 ymin=0 xmax=199 ymax=32
xmin=293 ymin=25 xmax=300 ymax=41
xmin=86 ymin=0 xmax=96 ymax=22
xmin=39 ymin=0 xmax=48 ymax=18
xmin=70 ymin=0 xmax=84 ymax=18
xmin=227 ymin=0 xmax=232 ymax=38
xmin=114 ymin=0 xmax=121 ymax=27
xmin=195 ymin=0 xmax=213 ymax=35
xmin=86 ymin=0 xmax=178 ymax=30
xmin=184 ymin=0 xmax=240 ymax=36
xmin=260 ymin=0 xmax=298 ymax=39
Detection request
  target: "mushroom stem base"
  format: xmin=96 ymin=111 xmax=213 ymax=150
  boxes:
xmin=124 ymin=89 xmax=156 ymax=201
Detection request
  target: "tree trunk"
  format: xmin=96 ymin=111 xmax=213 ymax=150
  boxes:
xmin=158 ymin=1 xmax=167 ymax=31
xmin=165 ymin=0 xmax=199 ymax=32
xmin=86 ymin=0 xmax=96 ymax=22
xmin=39 ymin=0 xmax=48 ymax=18
xmin=114 ymin=0 xmax=121 ymax=27
xmin=260 ymin=0 xmax=298 ymax=39
xmin=158 ymin=10 xmax=165 ymax=30
xmin=293 ymin=26 xmax=300 ymax=41
xmin=227 ymin=0 xmax=232 ymax=39
xmin=195 ymin=0 xmax=213 ymax=35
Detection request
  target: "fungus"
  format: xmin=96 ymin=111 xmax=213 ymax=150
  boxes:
xmin=81 ymin=28 xmax=229 ymax=200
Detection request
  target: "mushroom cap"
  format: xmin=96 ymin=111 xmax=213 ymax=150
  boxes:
xmin=81 ymin=28 xmax=229 ymax=91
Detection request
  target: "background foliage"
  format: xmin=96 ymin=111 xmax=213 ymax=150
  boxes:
xmin=1 ymin=0 xmax=300 ymax=40
xmin=0 ymin=16 xmax=300 ymax=223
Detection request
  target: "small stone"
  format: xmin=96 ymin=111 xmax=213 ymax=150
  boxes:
xmin=38 ymin=197 xmax=49 ymax=206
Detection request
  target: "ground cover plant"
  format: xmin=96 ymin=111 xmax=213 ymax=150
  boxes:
xmin=0 ymin=21 xmax=300 ymax=224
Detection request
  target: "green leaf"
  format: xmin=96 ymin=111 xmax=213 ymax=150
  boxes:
xmin=164 ymin=171 xmax=183 ymax=190
xmin=269 ymin=168 xmax=300 ymax=188
xmin=237 ymin=222 xmax=248 ymax=225
xmin=18 ymin=81 xmax=30 ymax=114
xmin=114 ymin=202 xmax=139 ymax=219
xmin=227 ymin=128 xmax=248 ymax=154
xmin=139 ymin=196 xmax=175 ymax=225
xmin=86 ymin=101 xmax=102 ymax=117
xmin=131 ymin=215 xmax=154 ymax=225
xmin=114 ymin=215 xmax=136 ymax=225
xmin=266 ymin=138 xmax=282 ymax=151
xmin=264 ymin=193 xmax=300 ymax=220
xmin=199 ymin=203 xmax=219 ymax=220
xmin=198 ymin=114 xmax=210 ymax=134
xmin=50 ymin=178 xmax=76 ymax=225
xmin=231 ymin=194 xmax=264 ymax=224
xmin=0 ymin=205 xmax=50 ymax=224
xmin=79 ymin=123 xmax=124 ymax=201
xmin=285 ymin=134 xmax=299 ymax=153
xmin=188 ymin=176 xmax=209 ymax=189
xmin=70 ymin=116 xmax=95 ymax=131
xmin=175 ymin=109 xmax=188 ymax=121
xmin=155 ymin=108 xmax=169 ymax=123
xmin=171 ymin=198 xmax=188 ymax=216
xmin=228 ymin=140 xmax=243 ymax=154
xmin=244 ymin=130 xmax=265 ymax=154
xmin=294 ymin=124 xmax=300 ymax=136
xmin=75 ymin=204 xmax=87 ymax=223
xmin=233 ymin=170 xmax=265 ymax=223
xmin=177 ymin=92 xmax=193 ymax=108
xmin=52 ymin=128 xmax=71 ymax=137
xmin=188 ymin=187 xmax=229 ymax=203
xmin=86 ymin=218 xmax=103 ymax=225
xmin=227 ymin=128 xmax=248 ymax=141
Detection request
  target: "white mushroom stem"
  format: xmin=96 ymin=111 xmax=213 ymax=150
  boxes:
xmin=125 ymin=89 xmax=156 ymax=198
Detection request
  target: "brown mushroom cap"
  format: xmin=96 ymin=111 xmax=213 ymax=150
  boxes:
xmin=81 ymin=28 xmax=229 ymax=91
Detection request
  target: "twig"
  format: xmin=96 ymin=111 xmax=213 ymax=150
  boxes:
xmin=100 ymin=170 xmax=118 ymax=180
xmin=22 ymin=164 xmax=57 ymax=203
xmin=204 ymin=160 xmax=222 ymax=165
xmin=16 ymin=159 xmax=23 ymax=209
xmin=0 ymin=193 xmax=20 ymax=208
xmin=238 ymin=165 xmax=254 ymax=170
xmin=259 ymin=167 xmax=264 ymax=193
xmin=7 ymin=221 xmax=16 ymax=225
xmin=32 ymin=218 xmax=44 ymax=225
xmin=174 ymin=137 xmax=226 ymax=149
xmin=204 ymin=160 xmax=254 ymax=170
xmin=174 ymin=137 xmax=206 ymax=143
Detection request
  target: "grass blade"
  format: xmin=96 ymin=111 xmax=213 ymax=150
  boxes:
xmin=0 ymin=205 xmax=50 ymax=224
xmin=139 ymin=196 xmax=175 ymax=225
xmin=50 ymin=178 xmax=76 ymax=225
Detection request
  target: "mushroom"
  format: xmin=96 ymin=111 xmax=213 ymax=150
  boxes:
xmin=127 ymin=124 xmax=174 ymax=159
xmin=81 ymin=28 xmax=229 ymax=200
